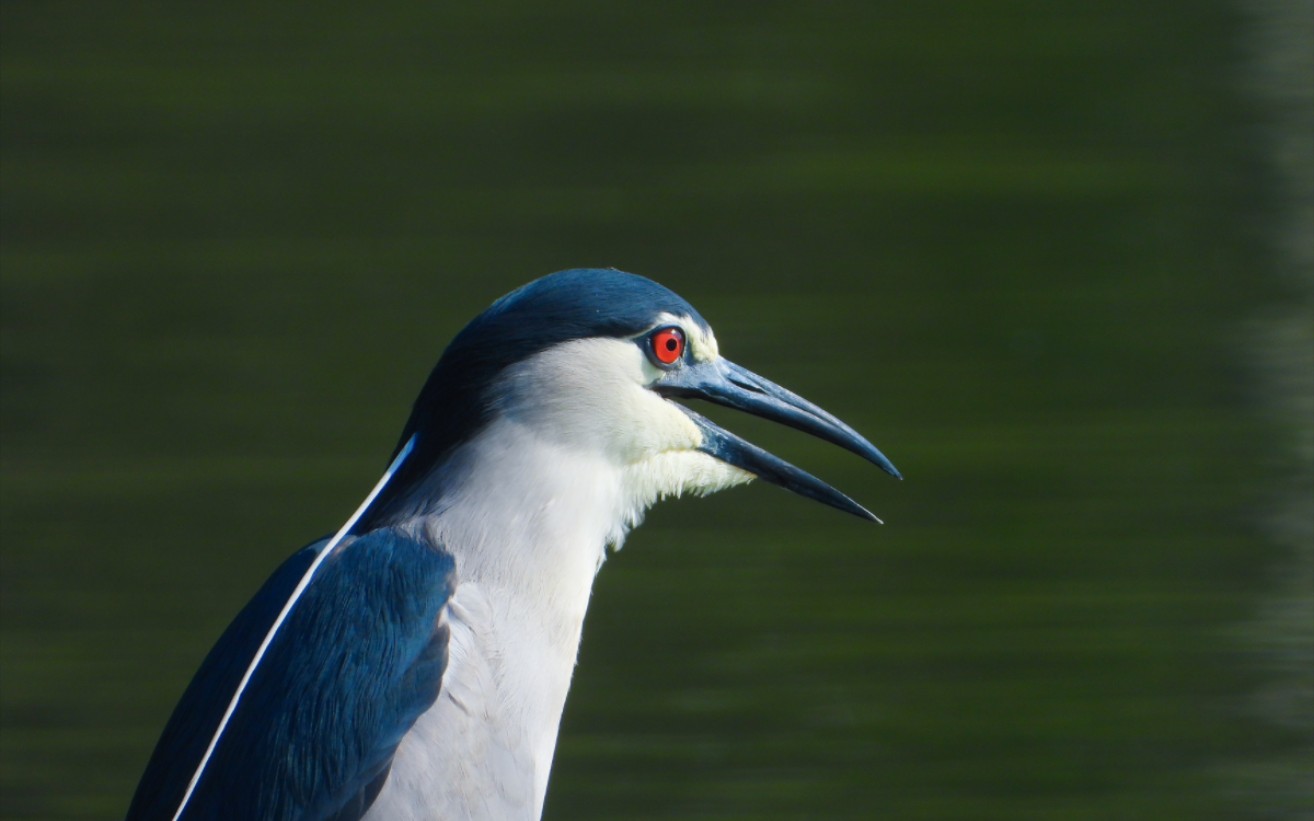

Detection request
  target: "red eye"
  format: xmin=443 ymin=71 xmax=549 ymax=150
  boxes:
xmin=649 ymin=327 xmax=685 ymax=366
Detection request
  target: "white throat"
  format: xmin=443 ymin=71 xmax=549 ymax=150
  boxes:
xmin=424 ymin=414 xmax=628 ymax=629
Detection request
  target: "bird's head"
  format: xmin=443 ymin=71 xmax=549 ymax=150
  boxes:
xmin=368 ymin=268 xmax=899 ymax=529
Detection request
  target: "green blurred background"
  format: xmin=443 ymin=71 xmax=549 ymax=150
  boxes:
xmin=2 ymin=2 xmax=1310 ymax=819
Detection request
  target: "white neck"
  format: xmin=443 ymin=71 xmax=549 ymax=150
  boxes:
xmin=422 ymin=412 xmax=632 ymax=626
xmin=400 ymin=416 xmax=630 ymax=815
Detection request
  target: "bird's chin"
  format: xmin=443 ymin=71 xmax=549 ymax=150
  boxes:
xmin=619 ymin=449 xmax=755 ymax=516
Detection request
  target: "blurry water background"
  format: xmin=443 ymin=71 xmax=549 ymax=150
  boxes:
xmin=2 ymin=1 xmax=1310 ymax=819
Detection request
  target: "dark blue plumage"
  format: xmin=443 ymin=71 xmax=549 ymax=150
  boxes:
xmin=127 ymin=531 xmax=454 ymax=820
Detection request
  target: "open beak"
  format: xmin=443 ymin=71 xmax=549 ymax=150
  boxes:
xmin=654 ymin=358 xmax=900 ymax=522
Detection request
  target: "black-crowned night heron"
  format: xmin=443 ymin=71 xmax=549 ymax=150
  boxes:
xmin=128 ymin=268 xmax=900 ymax=820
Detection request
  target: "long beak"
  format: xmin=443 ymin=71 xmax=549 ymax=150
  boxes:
xmin=654 ymin=359 xmax=900 ymax=522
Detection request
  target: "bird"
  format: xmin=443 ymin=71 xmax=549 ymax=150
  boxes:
xmin=126 ymin=268 xmax=900 ymax=821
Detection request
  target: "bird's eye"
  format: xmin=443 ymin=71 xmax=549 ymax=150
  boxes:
xmin=648 ymin=327 xmax=685 ymax=367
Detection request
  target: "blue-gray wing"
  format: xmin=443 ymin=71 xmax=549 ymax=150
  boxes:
xmin=126 ymin=528 xmax=455 ymax=821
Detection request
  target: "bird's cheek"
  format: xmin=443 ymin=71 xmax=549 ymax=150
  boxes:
xmin=613 ymin=394 xmax=703 ymax=461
